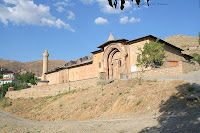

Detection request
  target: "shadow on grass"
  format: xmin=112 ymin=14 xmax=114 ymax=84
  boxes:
xmin=139 ymin=83 xmax=200 ymax=133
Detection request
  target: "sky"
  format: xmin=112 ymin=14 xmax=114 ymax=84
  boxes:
xmin=0 ymin=0 xmax=199 ymax=62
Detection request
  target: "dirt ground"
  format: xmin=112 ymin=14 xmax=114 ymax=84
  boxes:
xmin=0 ymin=79 xmax=200 ymax=132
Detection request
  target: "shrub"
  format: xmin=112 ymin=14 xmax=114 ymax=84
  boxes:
xmin=136 ymin=100 xmax=141 ymax=106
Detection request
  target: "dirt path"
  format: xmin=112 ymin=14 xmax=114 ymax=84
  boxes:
xmin=0 ymin=110 xmax=159 ymax=133
xmin=1 ymin=109 xmax=200 ymax=133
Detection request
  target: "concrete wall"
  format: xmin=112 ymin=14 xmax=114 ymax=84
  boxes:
xmin=6 ymin=78 xmax=98 ymax=99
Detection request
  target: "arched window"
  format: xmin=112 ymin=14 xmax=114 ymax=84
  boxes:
xmin=119 ymin=60 xmax=122 ymax=67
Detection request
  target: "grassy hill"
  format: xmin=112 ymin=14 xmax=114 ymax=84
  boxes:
xmin=0 ymin=79 xmax=198 ymax=121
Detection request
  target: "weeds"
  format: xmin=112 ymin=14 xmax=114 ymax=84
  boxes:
xmin=188 ymin=87 xmax=195 ymax=92
xmin=83 ymin=102 xmax=88 ymax=105
xmin=2 ymin=101 xmax=12 ymax=108
xmin=102 ymin=94 xmax=105 ymax=96
xmin=119 ymin=92 xmax=122 ymax=96
xmin=136 ymin=100 xmax=141 ymax=106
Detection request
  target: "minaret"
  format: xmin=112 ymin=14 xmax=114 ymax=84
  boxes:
xmin=42 ymin=49 xmax=49 ymax=80
xmin=107 ymin=33 xmax=115 ymax=41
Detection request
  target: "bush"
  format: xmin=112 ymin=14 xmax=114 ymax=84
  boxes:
xmin=0 ymin=82 xmax=27 ymax=98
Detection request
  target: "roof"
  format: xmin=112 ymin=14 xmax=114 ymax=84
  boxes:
xmin=127 ymin=35 xmax=184 ymax=51
xmin=46 ymin=59 xmax=93 ymax=74
xmin=45 ymin=67 xmax=66 ymax=74
xmin=91 ymin=49 xmax=103 ymax=54
xmin=3 ymin=73 xmax=14 ymax=75
xmin=0 ymin=79 xmax=20 ymax=81
xmin=66 ymin=59 xmax=93 ymax=69
xmin=97 ymin=39 xmax=128 ymax=48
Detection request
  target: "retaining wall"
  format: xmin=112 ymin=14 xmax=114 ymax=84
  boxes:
xmin=5 ymin=78 xmax=98 ymax=99
xmin=122 ymin=61 xmax=199 ymax=79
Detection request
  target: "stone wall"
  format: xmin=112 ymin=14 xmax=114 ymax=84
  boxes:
xmin=181 ymin=61 xmax=199 ymax=73
xmin=5 ymin=78 xmax=98 ymax=99
xmin=121 ymin=61 xmax=199 ymax=79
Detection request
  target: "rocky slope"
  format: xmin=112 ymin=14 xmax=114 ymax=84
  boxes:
xmin=164 ymin=35 xmax=200 ymax=55
xmin=0 ymin=59 xmax=67 ymax=74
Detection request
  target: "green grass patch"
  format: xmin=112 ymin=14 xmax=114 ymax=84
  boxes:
xmin=136 ymin=100 xmax=141 ymax=106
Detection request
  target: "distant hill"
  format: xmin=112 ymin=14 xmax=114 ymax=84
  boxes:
xmin=164 ymin=35 xmax=200 ymax=55
xmin=0 ymin=59 xmax=67 ymax=75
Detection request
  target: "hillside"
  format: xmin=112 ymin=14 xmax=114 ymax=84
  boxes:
xmin=164 ymin=35 xmax=200 ymax=55
xmin=0 ymin=59 xmax=67 ymax=74
xmin=0 ymin=79 xmax=199 ymax=122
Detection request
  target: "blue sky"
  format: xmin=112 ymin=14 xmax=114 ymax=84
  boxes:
xmin=0 ymin=0 xmax=199 ymax=62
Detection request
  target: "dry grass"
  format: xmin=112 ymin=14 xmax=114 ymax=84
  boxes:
xmin=0 ymin=79 xmax=192 ymax=121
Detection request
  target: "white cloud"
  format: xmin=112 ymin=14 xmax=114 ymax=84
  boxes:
xmin=94 ymin=17 xmax=108 ymax=24
xmin=54 ymin=0 xmax=71 ymax=7
xmin=120 ymin=16 xmax=129 ymax=24
xmin=80 ymin=0 xmax=94 ymax=4
xmin=0 ymin=0 xmax=75 ymax=31
xmin=56 ymin=6 xmax=65 ymax=12
xmin=96 ymin=0 xmax=120 ymax=14
xmin=120 ymin=16 xmax=140 ymax=24
xmin=129 ymin=17 xmax=141 ymax=23
xmin=67 ymin=11 xmax=75 ymax=20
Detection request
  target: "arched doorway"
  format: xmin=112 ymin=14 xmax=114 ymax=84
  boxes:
xmin=107 ymin=48 xmax=123 ymax=79
xmin=103 ymin=43 xmax=128 ymax=79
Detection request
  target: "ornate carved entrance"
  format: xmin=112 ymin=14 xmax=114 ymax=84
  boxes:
xmin=103 ymin=43 xmax=128 ymax=79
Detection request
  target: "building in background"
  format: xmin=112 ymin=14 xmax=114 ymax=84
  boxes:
xmin=0 ymin=79 xmax=21 ymax=86
xmin=3 ymin=73 xmax=15 ymax=79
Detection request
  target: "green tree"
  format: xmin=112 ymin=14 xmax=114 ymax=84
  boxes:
xmin=17 ymin=73 xmax=38 ymax=85
xmin=0 ymin=82 xmax=27 ymax=98
xmin=137 ymin=40 xmax=166 ymax=68
xmin=192 ymin=53 xmax=200 ymax=64
xmin=0 ymin=74 xmax=3 ymax=79
xmin=108 ymin=0 xmax=150 ymax=10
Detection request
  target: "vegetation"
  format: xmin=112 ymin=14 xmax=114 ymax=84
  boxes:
xmin=199 ymin=32 xmax=200 ymax=45
xmin=137 ymin=40 xmax=165 ymax=68
xmin=136 ymin=40 xmax=165 ymax=84
xmin=191 ymin=53 xmax=200 ymax=64
xmin=136 ymin=100 xmax=141 ymax=106
xmin=15 ymin=73 xmax=39 ymax=85
xmin=0 ymin=82 xmax=27 ymax=98
xmin=108 ymin=0 xmax=150 ymax=10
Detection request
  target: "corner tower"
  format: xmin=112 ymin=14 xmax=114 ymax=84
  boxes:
xmin=42 ymin=49 xmax=49 ymax=80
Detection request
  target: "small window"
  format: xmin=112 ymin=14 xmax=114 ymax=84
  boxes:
xmin=119 ymin=60 xmax=122 ymax=67
xmin=137 ymin=55 xmax=140 ymax=61
xmin=99 ymin=62 xmax=101 ymax=68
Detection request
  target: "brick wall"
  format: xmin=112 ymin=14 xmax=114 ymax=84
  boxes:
xmin=5 ymin=78 xmax=98 ymax=99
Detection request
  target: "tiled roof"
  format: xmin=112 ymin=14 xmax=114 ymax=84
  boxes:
xmin=0 ymin=79 xmax=20 ymax=81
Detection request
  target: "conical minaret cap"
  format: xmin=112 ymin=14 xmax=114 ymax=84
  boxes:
xmin=43 ymin=49 xmax=49 ymax=57
xmin=107 ymin=33 xmax=115 ymax=41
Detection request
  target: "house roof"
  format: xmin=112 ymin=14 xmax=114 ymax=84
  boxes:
xmin=3 ymin=73 xmax=15 ymax=75
xmin=0 ymin=79 xmax=20 ymax=81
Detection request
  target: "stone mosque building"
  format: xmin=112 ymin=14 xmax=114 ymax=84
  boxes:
xmin=38 ymin=34 xmax=195 ymax=86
